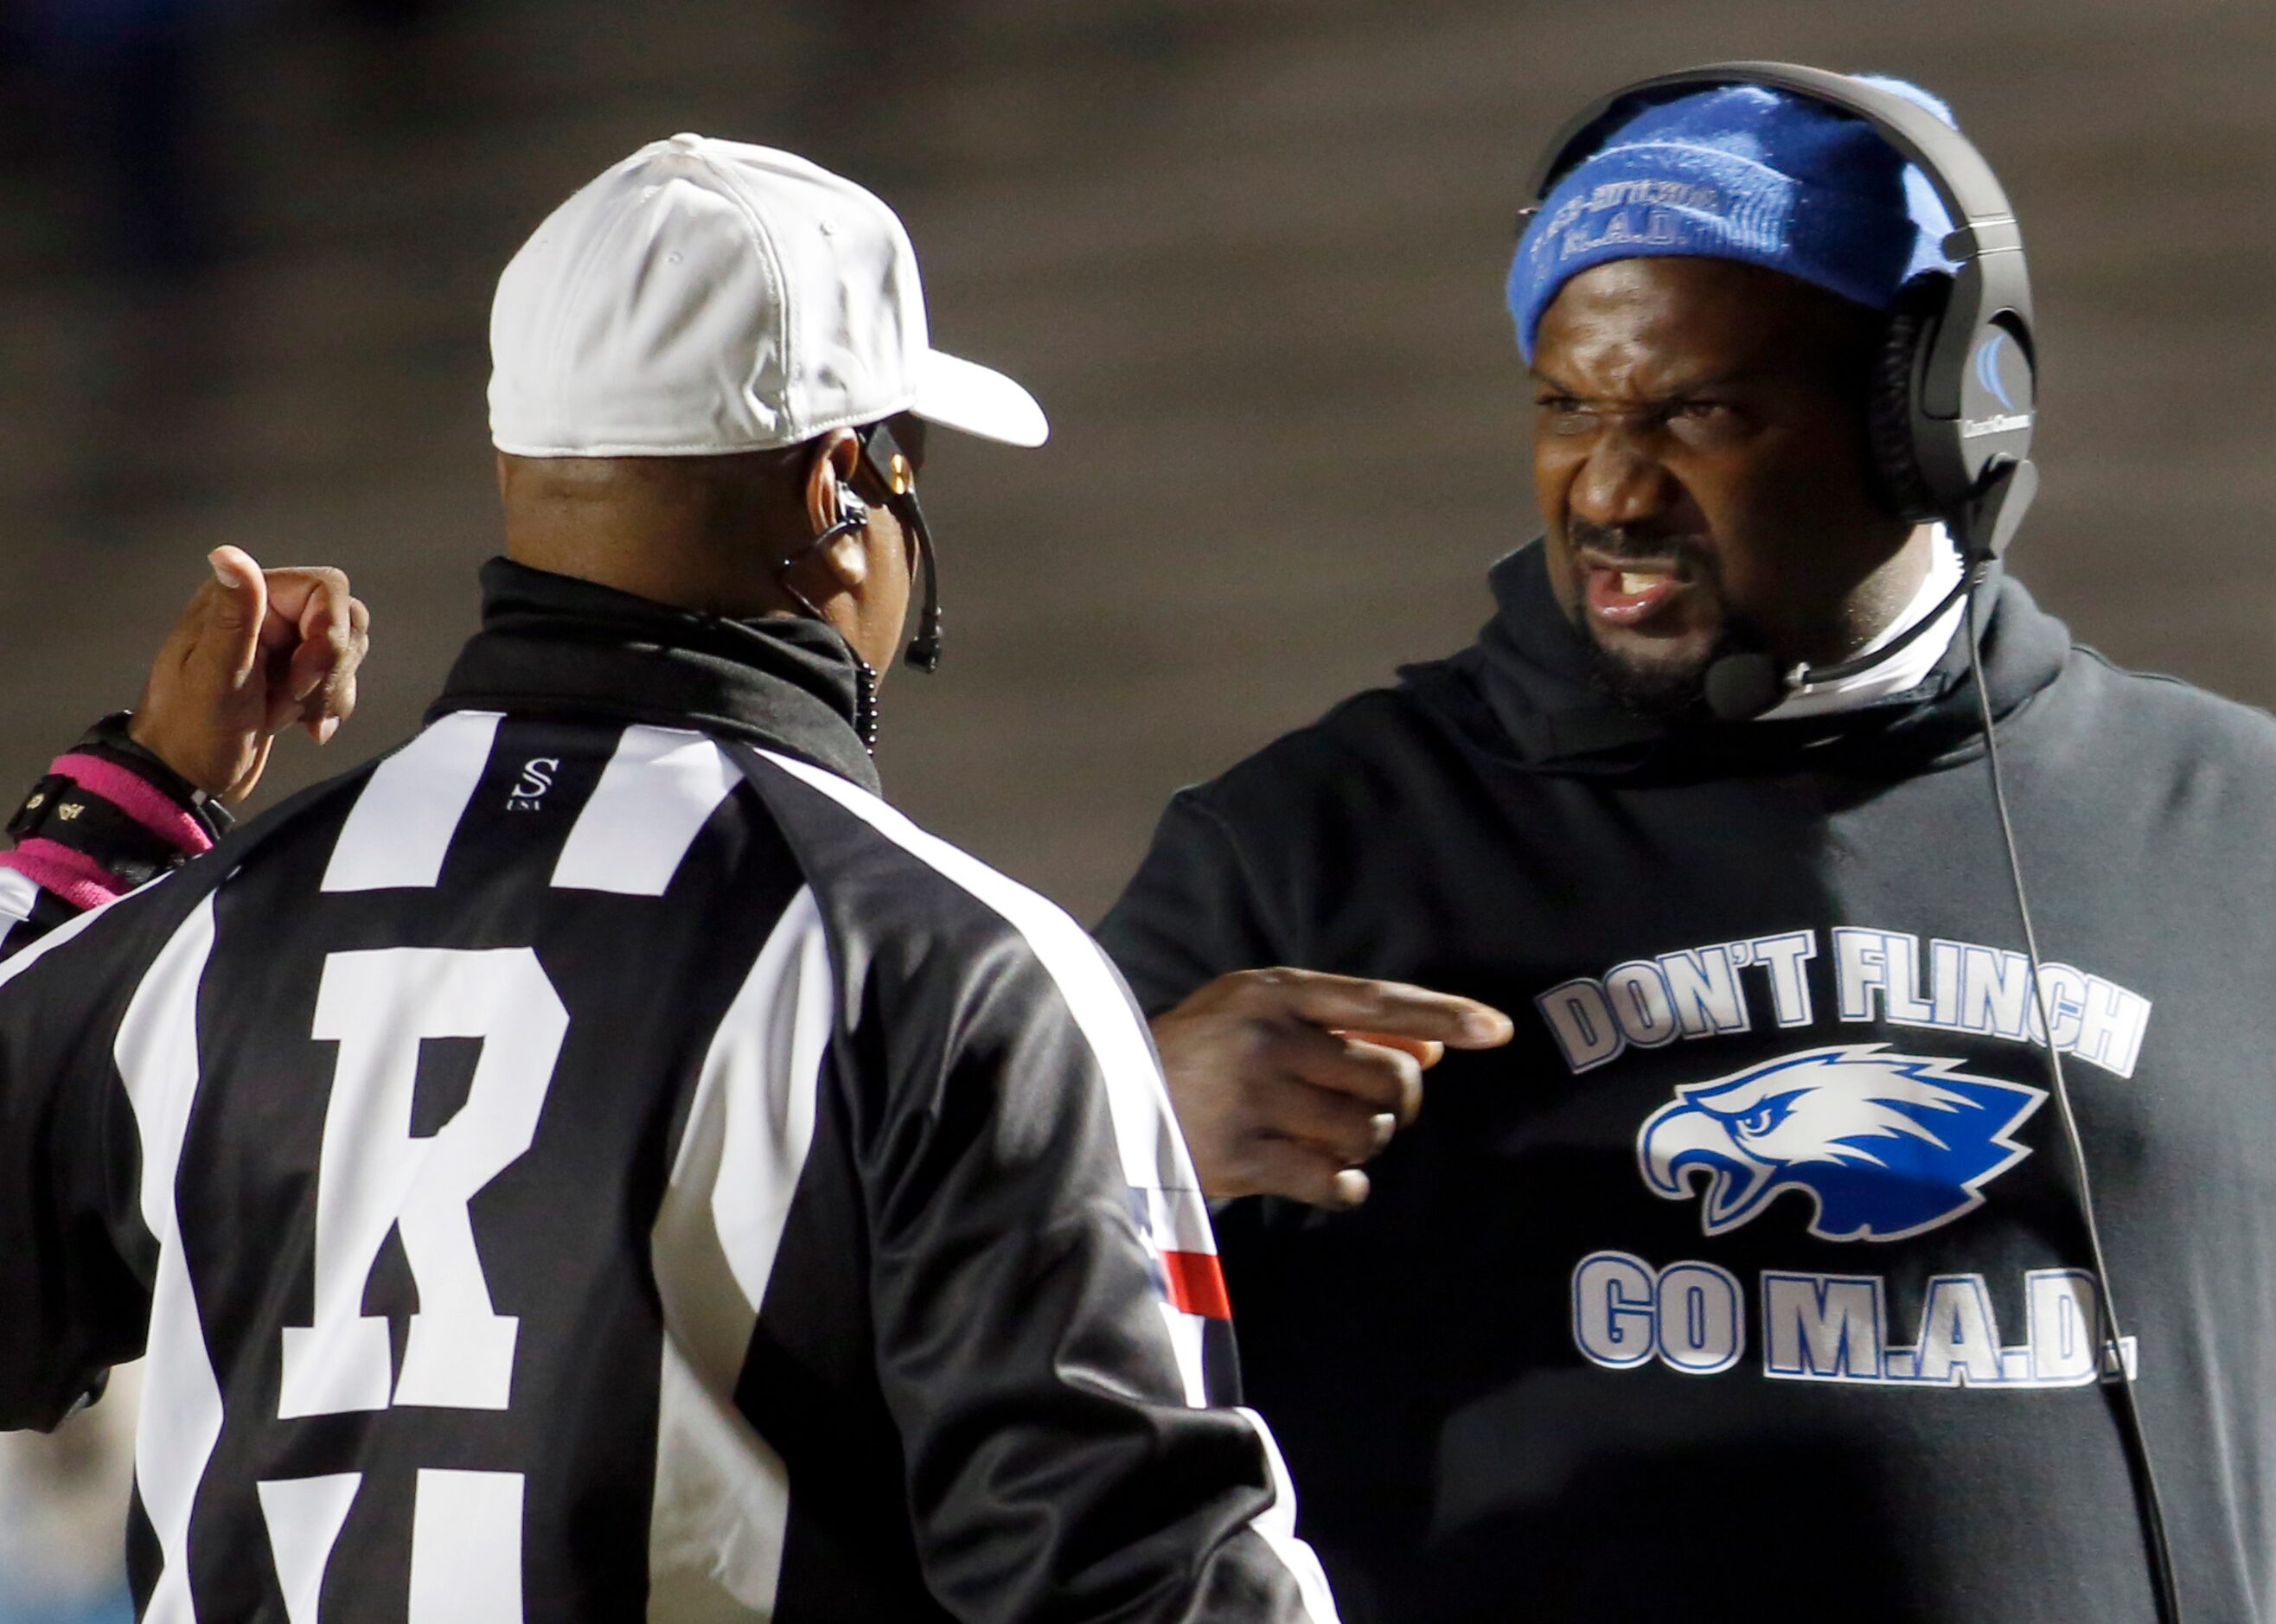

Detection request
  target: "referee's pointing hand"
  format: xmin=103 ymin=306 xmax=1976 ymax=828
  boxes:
xmin=1150 ymin=969 xmax=1513 ymax=1208
xmin=130 ymin=546 xmax=372 ymax=805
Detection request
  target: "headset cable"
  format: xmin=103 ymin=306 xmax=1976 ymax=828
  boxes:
xmin=1964 ymin=566 xmax=2183 ymax=1624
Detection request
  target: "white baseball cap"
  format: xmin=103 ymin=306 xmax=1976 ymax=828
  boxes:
xmin=489 ymin=133 xmax=1047 ymax=457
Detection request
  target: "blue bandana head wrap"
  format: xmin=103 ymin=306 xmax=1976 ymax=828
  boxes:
xmin=1507 ymin=74 xmax=1960 ymax=360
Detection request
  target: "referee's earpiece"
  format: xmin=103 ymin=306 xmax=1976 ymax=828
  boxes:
xmin=773 ymin=469 xmax=871 ymax=625
xmin=780 ymin=422 xmax=946 ymax=679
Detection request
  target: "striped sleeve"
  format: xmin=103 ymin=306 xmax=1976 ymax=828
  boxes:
xmin=0 ymin=877 xmax=170 ymax=1430
xmin=0 ymin=850 xmax=123 ymax=963
xmin=0 ymin=866 xmax=43 ymax=959
xmin=750 ymin=750 xmax=1339 ymax=1624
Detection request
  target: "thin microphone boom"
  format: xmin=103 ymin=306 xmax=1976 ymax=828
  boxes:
xmin=1704 ymin=460 xmax=2039 ymax=723
xmin=1704 ymin=572 xmax=1975 ymax=721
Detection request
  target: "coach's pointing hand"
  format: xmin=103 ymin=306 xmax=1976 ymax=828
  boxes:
xmin=129 ymin=547 xmax=372 ymax=804
xmin=1150 ymin=969 xmax=1512 ymax=1208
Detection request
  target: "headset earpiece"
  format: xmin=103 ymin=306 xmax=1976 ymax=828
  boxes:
xmin=1865 ymin=266 xmax=2038 ymax=557
xmin=1868 ymin=276 xmax=1951 ymax=524
xmin=773 ymin=480 xmax=871 ymax=627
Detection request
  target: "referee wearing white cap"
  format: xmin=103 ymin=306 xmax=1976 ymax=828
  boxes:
xmin=0 ymin=137 xmax=1338 ymax=1623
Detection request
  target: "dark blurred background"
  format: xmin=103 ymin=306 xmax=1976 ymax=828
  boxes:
xmin=0 ymin=1 xmax=2268 ymax=1604
xmin=4 ymin=0 xmax=2273 ymax=922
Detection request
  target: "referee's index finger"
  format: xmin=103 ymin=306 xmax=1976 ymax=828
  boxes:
xmin=1252 ymin=969 xmax=1514 ymax=1047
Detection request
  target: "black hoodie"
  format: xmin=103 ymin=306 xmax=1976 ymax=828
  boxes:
xmin=1099 ymin=542 xmax=2276 ymax=1623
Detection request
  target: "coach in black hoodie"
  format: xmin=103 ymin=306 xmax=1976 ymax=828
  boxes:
xmin=1100 ymin=74 xmax=2276 ymax=1621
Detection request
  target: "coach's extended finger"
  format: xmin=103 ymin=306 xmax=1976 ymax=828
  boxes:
xmin=1245 ymin=968 xmax=1513 ymax=1049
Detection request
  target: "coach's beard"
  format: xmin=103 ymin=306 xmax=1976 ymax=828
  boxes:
xmin=1581 ymin=627 xmax=1746 ymax=718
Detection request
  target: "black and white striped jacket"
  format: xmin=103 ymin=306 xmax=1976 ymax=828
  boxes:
xmin=0 ymin=560 xmax=1336 ymax=1623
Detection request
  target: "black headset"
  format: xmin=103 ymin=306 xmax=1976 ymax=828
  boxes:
xmin=1521 ymin=66 xmax=2182 ymax=1621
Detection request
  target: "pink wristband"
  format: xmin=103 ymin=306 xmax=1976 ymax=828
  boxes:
xmin=49 ymin=752 xmax=214 ymax=855
xmin=0 ymin=841 xmax=125 ymax=911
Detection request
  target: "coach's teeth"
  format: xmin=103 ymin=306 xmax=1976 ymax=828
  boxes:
xmin=1620 ymin=571 xmax=1659 ymax=595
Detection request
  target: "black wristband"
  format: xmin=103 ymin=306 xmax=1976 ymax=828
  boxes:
xmin=6 ymin=776 xmax=190 ymax=891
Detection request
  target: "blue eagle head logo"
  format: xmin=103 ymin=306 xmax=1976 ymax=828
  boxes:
xmin=1637 ymin=1045 xmax=2045 ymax=1243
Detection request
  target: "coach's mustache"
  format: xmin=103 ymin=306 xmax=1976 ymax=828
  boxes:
xmin=1564 ymin=518 xmax=1719 ymax=579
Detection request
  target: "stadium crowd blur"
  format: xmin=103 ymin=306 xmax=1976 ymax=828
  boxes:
xmin=1 ymin=0 xmax=2268 ymax=1616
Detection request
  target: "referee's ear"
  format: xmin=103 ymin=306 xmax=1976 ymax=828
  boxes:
xmin=798 ymin=429 xmax=870 ymax=589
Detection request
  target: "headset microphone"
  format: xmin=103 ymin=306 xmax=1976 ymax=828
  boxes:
xmin=857 ymin=419 xmax=943 ymax=673
xmin=1699 ymin=652 xmax=1782 ymax=725
xmin=904 ymin=501 xmax=943 ymax=673
xmin=1703 ymin=572 xmax=1974 ymax=722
